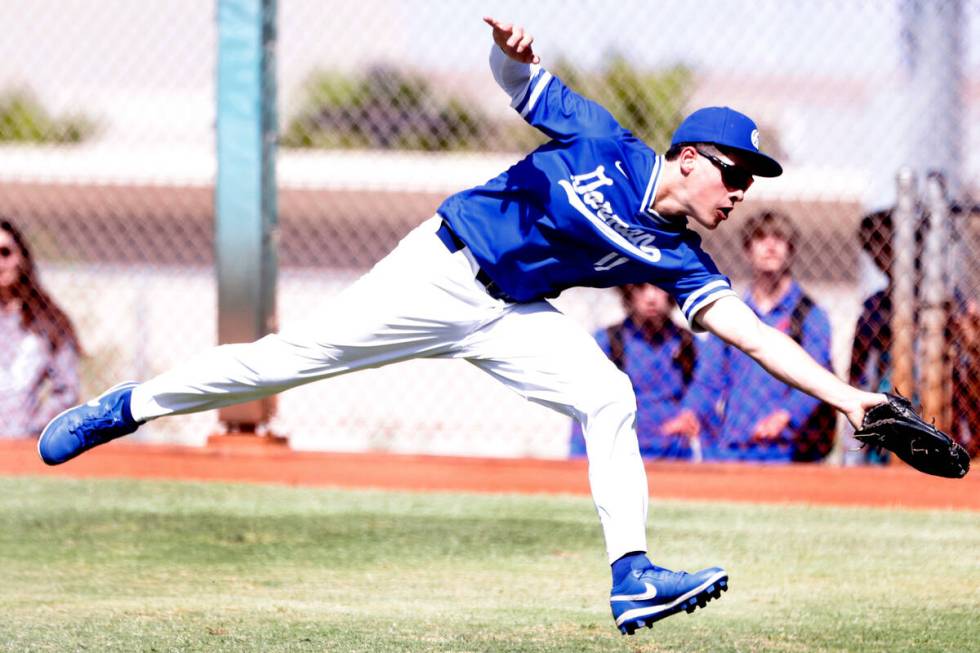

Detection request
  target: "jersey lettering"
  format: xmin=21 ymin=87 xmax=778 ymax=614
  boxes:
xmin=593 ymin=252 xmax=630 ymax=271
xmin=560 ymin=165 xmax=662 ymax=264
xmin=569 ymin=165 xmax=614 ymax=194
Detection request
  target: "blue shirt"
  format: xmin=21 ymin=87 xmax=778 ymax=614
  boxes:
xmin=849 ymin=290 xmax=892 ymax=391
xmin=699 ymin=281 xmax=832 ymax=462
xmin=569 ymin=318 xmax=718 ymax=460
xmin=438 ymin=59 xmax=735 ymax=325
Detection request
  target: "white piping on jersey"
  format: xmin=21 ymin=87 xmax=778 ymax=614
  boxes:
xmin=681 ymin=279 xmax=732 ymax=318
xmin=640 ymin=154 xmax=663 ymax=215
xmin=558 ymin=178 xmax=662 ymax=264
xmin=520 ymin=68 xmax=552 ymax=117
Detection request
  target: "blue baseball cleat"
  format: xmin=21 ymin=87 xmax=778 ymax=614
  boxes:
xmin=611 ymin=563 xmax=728 ymax=635
xmin=38 ymin=382 xmax=142 ymax=465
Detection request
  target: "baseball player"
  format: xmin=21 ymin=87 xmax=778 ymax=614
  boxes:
xmin=39 ymin=17 xmax=886 ymax=635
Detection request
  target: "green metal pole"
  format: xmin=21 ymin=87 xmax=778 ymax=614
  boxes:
xmin=214 ymin=0 xmax=278 ymax=434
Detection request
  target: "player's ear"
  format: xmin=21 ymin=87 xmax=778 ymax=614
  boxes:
xmin=678 ymin=146 xmax=699 ymax=176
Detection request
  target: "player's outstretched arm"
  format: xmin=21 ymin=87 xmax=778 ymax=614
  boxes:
xmin=482 ymin=15 xmax=624 ymax=141
xmin=696 ymin=295 xmax=885 ymax=428
xmin=483 ymin=16 xmax=540 ymax=64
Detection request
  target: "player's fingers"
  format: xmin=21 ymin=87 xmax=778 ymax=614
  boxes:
xmin=516 ymin=32 xmax=534 ymax=54
xmin=518 ymin=48 xmax=537 ymax=64
xmin=506 ymin=26 xmax=523 ymax=48
xmin=487 ymin=18 xmax=512 ymax=37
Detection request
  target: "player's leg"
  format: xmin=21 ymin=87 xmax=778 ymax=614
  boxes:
xmin=456 ymin=301 xmax=647 ymax=559
xmin=38 ymin=216 xmax=498 ymax=464
xmin=455 ymin=302 xmax=727 ymax=634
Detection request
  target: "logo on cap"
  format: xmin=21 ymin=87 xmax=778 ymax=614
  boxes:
xmin=750 ymin=129 xmax=760 ymax=150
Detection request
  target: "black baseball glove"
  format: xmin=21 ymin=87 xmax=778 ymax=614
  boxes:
xmin=854 ymin=393 xmax=970 ymax=479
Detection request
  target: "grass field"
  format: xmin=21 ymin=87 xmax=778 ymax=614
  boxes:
xmin=0 ymin=477 xmax=977 ymax=653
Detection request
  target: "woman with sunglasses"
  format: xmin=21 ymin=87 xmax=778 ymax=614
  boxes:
xmin=0 ymin=219 xmax=80 ymax=438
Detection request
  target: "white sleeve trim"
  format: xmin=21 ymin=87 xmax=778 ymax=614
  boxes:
xmin=519 ymin=69 xmax=551 ymax=116
xmin=687 ymin=287 xmax=737 ymax=326
xmin=681 ymin=280 xmax=732 ymax=318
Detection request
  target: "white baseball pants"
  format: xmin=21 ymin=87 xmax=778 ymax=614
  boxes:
xmin=130 ymin=215 xmax=649 ymax=563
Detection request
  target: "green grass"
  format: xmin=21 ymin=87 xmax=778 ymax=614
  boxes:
xmin=0 ymin=477 xmax=977 ymax=653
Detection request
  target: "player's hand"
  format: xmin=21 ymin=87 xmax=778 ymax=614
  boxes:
xmin=751 ymin=409 xmax=791 ymax=440
xmin=483 ymin=16 xmax=540 ymax=64
xmin=660 ymin=409 xmax=700 ymax=439
xmin=843 ymin=391 xmax=889 ymax=430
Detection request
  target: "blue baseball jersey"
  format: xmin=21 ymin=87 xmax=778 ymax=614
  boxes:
xmin=438 ymin=60 xmax=734 ymax=325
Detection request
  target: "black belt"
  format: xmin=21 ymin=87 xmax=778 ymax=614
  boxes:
xmin=436 ymin=220 xmax=514 ymax=302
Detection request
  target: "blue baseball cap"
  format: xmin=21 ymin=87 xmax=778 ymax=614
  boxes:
xmin=671 ymin=106 xmax=782 ymax=178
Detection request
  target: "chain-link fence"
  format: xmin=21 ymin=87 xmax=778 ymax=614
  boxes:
xmin=0 ymin=1 xmax=977 ymax=461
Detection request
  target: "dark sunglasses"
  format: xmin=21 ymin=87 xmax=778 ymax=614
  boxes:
xmin=0 ymin=245 xmax=15 ymax=258
xmin=695 ymin=148 xmax=753 ymax=191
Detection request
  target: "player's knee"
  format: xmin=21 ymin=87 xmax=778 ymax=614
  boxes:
xmin=578 ymin=369 xmax=636 ymax=426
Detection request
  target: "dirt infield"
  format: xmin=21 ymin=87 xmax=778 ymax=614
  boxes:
xmin=1 ymin=438 xmax=976 ymax=511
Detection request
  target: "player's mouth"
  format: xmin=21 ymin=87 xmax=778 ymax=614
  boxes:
xmin=716 ymin=207 xmax=733 ymax=221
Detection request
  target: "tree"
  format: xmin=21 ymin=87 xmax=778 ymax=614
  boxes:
xmin=282 ymin=57 xmax=695 ymax=154
xmin=0 ymin=89 xmax=95 ymax=144
xmin=552 ymin=55 xmax=694 ymax=153
xmin=282 ymin=66 xmax=488 ymax=151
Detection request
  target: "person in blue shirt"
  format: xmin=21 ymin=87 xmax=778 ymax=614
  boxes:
xmin=37 ymin=17 xmax=888 ymax=636
xmin=569 ymin=283 xmax=715 ymax=460
xmin=700 ymin=210 xmax=836 ymax=463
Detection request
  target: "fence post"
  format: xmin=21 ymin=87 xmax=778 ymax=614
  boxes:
xmin=890 ymin=168 xmax=917 ymax=402
xmin=919 ymin=173 xmax=951 ymax=431
xmin=213 ymin=0 xmax=281 ymax=441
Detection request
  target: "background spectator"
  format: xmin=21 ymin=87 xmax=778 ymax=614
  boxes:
xmin=0 ymin=219 xmax=81 ymax=438
xmin=849 ymin=204 xmax=980 ymax=462
xmin=701 ymin=210 xmax=836 ymax=463
xmin=570 ymin=283 xmax=716 ymax=461
xmin=849 ymin=210 xmax=894 ymax=396
xmin=945 ymin=204 xmax=980 ymax=459
xmin=950 ymin=297 xmax=980 ymax=458
xmin=847 ymin=209 xmax=896 ymax=464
